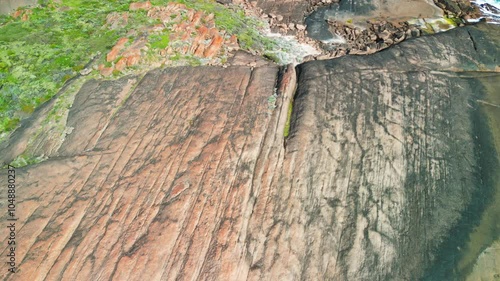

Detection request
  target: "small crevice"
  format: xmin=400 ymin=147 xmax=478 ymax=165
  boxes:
xmin=467 ymin=30 xmax=478 ymax=52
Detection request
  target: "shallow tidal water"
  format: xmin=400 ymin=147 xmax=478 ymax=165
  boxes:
xmin=473 ymin=0 xmax=500 ymax=24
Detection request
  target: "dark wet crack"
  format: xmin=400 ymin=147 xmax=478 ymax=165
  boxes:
xmin=467 ymin=29 xmax=478 ymax=51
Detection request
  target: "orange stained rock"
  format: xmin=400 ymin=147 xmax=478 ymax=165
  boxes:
xmin=181 ymin=45 xmax=189 ymax=54
xmin=176 ymin=22 xmax=189 ymax=32
xmin=12 ymin=10 xmax=23 ymax=18
xmin=194 ymin=44 xmax=206 ymax=57
xmin=100 ymin=67 xmax=114 ymax=77
xmin=129 ymin=1 xmax=152 ymax=11
xmin=190 ymin=37 xmax=202 ymax=54
xmin=209 ymin=28 xmax=220 ymax=37
xmin=229 ymin=34 xmax=238 ymax=45
xmin=205 ymin=20 xmax=216 ymax=28
xmin=205 ymin=13 xmax=215 ymax=22
xmin=116 ymin=37 xmax=130 ymax=49
xmin=197 ymin=26 xmax=209 ymax=38
xmin=115 ymin=57 xmax=128 ymax=72
xmin=204 ymin=34 xmax=224 ymax=58
xmin=147 ymin=7 xmax=166 ymax=21
xmin=186 ymin=10 xmax=195 ymax=21
xmin=107 ymin=38 xmax=129 ymax=62
xmin=181 ymin=32 xmax=190 ymax=41
xmin=123 ymin=48 xmax=141 ymax=59
xmin=0 ymin=65 xmax=283 ymax=281
xmin=107 ymin=49 xmax=121 ymax=63
xmin=191 ymin=11 xmax=203 ymax=26
xmin=126 ymin=54 xmax=141 ymax=67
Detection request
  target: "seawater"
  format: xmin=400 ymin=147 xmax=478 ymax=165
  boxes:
xmin=471 ymin=0 xmax=500 ymax=24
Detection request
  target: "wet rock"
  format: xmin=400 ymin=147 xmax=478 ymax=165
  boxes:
xmin=481 ymin=3 xmax=500 ymax=14
xmin=291 ymin=23 xmax=499 ymax=280
xmin=316 ymin=19 xmax=418 ymax=57
xmin=435 ymin=0 xmax=480 ymax=17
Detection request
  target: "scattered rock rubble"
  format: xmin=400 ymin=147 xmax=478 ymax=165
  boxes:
xmin=433 ymin=0 xmax=481 ymax=18
xmin=11 ymin=7 xmax=31 ymax=21
xmin=212 ymin=0 xmax=419 ymax=60
xmin=222 ymin=0 xmax=484 ymax=61
xmin=321 ymin=20 xmax=422 ymax=56
xmin=88 ymin=0 xmax=489 ymax=75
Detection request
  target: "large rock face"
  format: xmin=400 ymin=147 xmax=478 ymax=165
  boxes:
xmin=0 ymin=24 xmax=498 ymax=280
xmin=288 ymin=24 xmax=499 ymax=280
xmin=0 ymin=65 xmax=283 ymax=280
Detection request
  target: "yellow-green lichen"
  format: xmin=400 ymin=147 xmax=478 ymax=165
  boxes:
xmin=283 ymin=99 xmax=293 ymax=138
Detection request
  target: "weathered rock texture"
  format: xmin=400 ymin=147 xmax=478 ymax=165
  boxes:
xmin=288 ymin=23 xmax=499 ymax=280
xmin=0 ymin=24 xmax=498 ymax=280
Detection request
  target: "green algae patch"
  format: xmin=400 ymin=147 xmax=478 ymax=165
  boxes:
xmin=149 ymin=33 xmax=170 ymax=49
xmin=283 ymin=98 xmax=293 ymax=138
xmin=0 ymin=0 xmax=125 ymax=136
xmin=8 ymin=154 xmax=47 ymax=168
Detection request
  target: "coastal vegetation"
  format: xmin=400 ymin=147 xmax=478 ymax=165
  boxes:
xmin=0 ymin=0 xmax=279 ymax=138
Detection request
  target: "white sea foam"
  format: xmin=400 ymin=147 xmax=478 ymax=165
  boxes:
xmin=470 ymin=0 xmax=500 ymax=24
xmin=262 ymin=30 xmax=321 ymax=65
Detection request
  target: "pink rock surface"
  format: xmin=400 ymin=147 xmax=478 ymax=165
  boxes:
xmin=0 ymin=66 xmax=281 ymax=280
xmin=129 ymin=1 xmax=152 ymax=11
xmin=107 ymin=37 xmax=129 ymax=62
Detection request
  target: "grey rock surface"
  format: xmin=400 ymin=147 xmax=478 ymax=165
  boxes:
xmin=283 ymin=23 xmax=499 ymax=280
